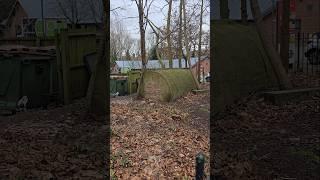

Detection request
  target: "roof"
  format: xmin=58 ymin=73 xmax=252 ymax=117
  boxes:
xmin=115 ymin=56 xmax=209 ymax=69
xmin=0 ymin=0 xmax=17 ymax=24
xmin=210 ymin=0 xmax=277 ymax=20
xmin=19 ymin=0 xmax=103 ymax=24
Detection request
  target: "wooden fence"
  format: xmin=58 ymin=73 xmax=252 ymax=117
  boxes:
xmin=0 ymin=38 xmax=55 ymax=47
xmin=55 ymin=28 xmax=97 ymax=104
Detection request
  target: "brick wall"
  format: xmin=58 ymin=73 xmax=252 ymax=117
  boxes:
xmin=295 ymin=0 xmax=320 ymax=33
xmin=191 ymin=58 xmax=210 ymax=77
xmin=262 ymin=0 xmax=320 ymax=50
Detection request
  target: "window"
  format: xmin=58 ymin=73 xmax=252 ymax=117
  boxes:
xmin=22 ymin=18 xmax=36 ymax=37
xmin=15 ymin=25 xmax=22 ymax=37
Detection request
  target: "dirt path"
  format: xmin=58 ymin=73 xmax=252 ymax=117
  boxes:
xmin=0 ymin=100 xmax=107 ymax=179
xmin=111 ymin=84 xmax=210 ymax=179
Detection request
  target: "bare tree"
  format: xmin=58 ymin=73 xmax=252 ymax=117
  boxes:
xmin=197 ymin=0 xmax=204 ymax=82
xmin=54 ymin=0 xmax=102 ymax=26
xmin=110 ymin=18 xmax=134 ymax=62
xmin=241 ymin=0 xmax=248 ymax=24
xmin=166 ymin=0 xmax=173 ymax=68
xmin=133 ymin=0 xmax=154 ymax=97
xmin=178 ymin=0 xmax=183 ymax=68
xmin=280 ymin=0 xmax=290 ymax=72
xmin=220 ymin=0 xmax=229 ymax=19
xmin=182 ymin=0 xmax=191 ymax=67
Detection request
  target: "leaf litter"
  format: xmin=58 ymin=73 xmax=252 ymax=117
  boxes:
xmin=111 ymin=84 xmax=210 ymax=179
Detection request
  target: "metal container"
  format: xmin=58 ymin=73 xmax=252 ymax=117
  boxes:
xmin=0 ymin=53 xmax=57 ymax=113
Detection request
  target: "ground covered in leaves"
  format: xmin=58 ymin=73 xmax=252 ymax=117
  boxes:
xmin=111 ymin=84 xmax=210 ymax=179
xmin=212 ymin=93 xmax=320 ymax=179
xmin=0 ymin=100 xmax=107 ymax=179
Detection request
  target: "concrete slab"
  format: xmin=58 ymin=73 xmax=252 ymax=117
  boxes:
xmin=263 ymin=87 xmax=320 ymax=105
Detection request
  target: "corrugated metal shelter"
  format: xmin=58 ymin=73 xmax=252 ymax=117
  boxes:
xmin=115 ymin=57 xmax=208 ymax=73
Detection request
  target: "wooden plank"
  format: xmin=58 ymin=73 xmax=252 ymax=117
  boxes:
xmin=60 ymin=31 xmax=71 ymax=104
xmin=55 ymin=33 xmax=64 ymax=103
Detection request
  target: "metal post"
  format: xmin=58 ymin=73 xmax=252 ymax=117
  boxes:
xmin=195 ymin=153 xmax=205 ymax=180
xmin=297 ymin=31 xmax=300 ymax=71
xmin=41 ymin=0 xmax=46 ymax=37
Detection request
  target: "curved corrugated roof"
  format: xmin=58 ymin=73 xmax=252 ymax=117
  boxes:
xmin=115 ymin=57 xmax=207 ymax=69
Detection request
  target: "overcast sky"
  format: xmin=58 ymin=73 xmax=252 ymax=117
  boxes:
xmin=111 ymin=0 xmax=210 ymax=39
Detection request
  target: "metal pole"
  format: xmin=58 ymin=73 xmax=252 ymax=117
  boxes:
xmin=195 ymin=153 xmax=205 ymax=180
xmin=41 ymin=0 xmax=46 ymax=37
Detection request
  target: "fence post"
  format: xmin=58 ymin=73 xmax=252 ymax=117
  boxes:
xmin=195 ymin=153 xmax=205 ymax=180
xmin=297 ymin=32 xmax=300 ymax=71
xmin=60 ymin=29 xmax=71 ymax=104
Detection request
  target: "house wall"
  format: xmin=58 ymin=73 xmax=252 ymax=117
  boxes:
xmin=295 ymin=0 xmax=320 ymax=33
xmin=2 ymin=3 xmax=27 ymax=38
xmin=191 ymin=58 xmax=210 ymax=77
xmin=264 ymin=0 xmax=320 ymax=36
xmin=262 ymin=0 xmax=320 ymax=50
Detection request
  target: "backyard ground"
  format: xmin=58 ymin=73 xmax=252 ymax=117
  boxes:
xmin=212 ymin=82 xmax=320 ymax=179
xmin=0 ymin=83 xmax=210 ymax=179
xmin=110 ymin=83 xmax=210 ymax=179
xmin=0 ymin=100 xmax=107 ymax=179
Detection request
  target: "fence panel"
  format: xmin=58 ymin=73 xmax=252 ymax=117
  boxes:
xmin=56 ymin=28 xmax=97 ymax=104
xmin=289 ymin=32 xmax=320 ymax=88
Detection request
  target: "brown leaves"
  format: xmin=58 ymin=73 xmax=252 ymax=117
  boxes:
xmin=111 ymin=92 xmax=210 ymax=178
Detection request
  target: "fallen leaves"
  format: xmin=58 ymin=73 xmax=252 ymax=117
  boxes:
xmin=111 ymin=89 xmax=210 ymax=178
xmin=0 ymin=99 xmax=107 ymax=179
xmin=212 ymin=93 xmax=320 ymax=179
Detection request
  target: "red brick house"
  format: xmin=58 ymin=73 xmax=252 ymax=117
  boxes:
xmin=191 ymin=57 xmax=210 ymax=81
xmin=262 ymin=0 xmax=320 ymax=47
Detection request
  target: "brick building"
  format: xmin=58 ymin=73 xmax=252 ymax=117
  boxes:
xmin=262 ymin=0 xmax=320 ymax=47
xmin=191 ymin=57 xmax=210 ymax=81
xmin=211 ymin=0 xmax=320 ymax=44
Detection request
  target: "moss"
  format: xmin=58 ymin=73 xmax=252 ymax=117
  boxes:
xmin=142 ymin=69 xmax=197 ymax=101
xmin=212 ymin=21 xmax=278 ymax=114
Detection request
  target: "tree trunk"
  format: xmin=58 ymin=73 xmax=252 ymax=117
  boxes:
xmin=155 ymin=33 xmax=165 ymax=68
xmin=87 ymin=0 xmax=108 ymax=117
xmin=182 ymin=0 xmax=191 ymax=67
xmin=249 ymin=0 xmax=292 ymax=89
xmin=178 ymin=0 xmax=183 ymax=68
xmin=241 ymin=0 xmax=248 ymax=24
xmin=197 ymin=0 xmax=204 ymax=82
xmin=167 ymin=0 xmax=173 ymax=68
xmin=220 ymin=0 xmax=229 ymax=19
xmin=280 ymin=0 xmax=290 ymax=72
xmin=182 ymin=0 xmax=200 ymax=89
xmin=136 ymin=0 xmax=147 ymax=97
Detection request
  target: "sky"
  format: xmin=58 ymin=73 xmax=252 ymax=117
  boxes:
xmin=111 ymin=0 xmax=210 ymax=40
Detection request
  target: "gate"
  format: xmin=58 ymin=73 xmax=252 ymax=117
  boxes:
xmin=56 ymin=28 xmax=97 ymax=104
xmin=289 ymin=32 xmax=320 ymax=88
